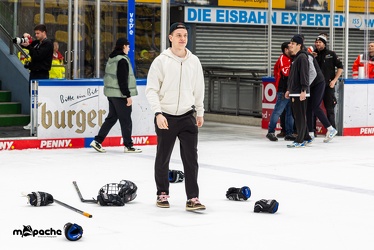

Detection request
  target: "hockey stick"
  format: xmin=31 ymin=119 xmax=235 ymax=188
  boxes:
xmin=54 ymin=199 xmax=92 ymax=218
xmin=21 ymin=192 xmax=92 ymax=218
xmin=72 ymin=181 xmax=97 ymax=203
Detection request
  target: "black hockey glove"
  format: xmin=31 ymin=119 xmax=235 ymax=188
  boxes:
xmin=254 ymin=199 xmax=279 ymax=213
xmin=169 ymin=170 xmax=184 ymax=183
xmin=226 ymin=186 xmax=251 ymax=201
xmin=27 ymin=192 xmax=54 ymax=206
xmin=97 ymin=193 xmax=125 ymax=206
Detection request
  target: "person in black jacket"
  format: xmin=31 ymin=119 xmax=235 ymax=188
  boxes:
xmin=285 ymin=34 xmax=311 ymax=148
xmin=90 ymin=38 xmax=142 ymax=154
xmin=20 ymin=24 xmax=53 ymax=130
xmin=313 ymin=33 xmax=343 ymax=129
xmin=21 ymin=24 xmax=53 ymax=82
xmin=307 ymin=52 xmax=338 ymax=144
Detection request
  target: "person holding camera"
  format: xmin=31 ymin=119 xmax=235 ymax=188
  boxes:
xmin=18 ymin=24 xmax=53 ymax=80
xmin=16 ymin=24 xmax=53 ymax=129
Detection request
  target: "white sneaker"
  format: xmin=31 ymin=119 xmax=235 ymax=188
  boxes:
xmin=90 ymin=140 xmax=106 ymax=153
xmin=23 ymin=123 xmax=31 ymax=130
xmin=124 ymin=146 xmax=142 ymax=153
xmin=287 ymin=142 xmax=306 ymax=148
xmin=323 ymin=128 xmax=338 ymax=143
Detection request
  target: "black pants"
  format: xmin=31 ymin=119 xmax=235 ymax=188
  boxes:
xmin=95 ymin=97 xmax=133 ymax=147
xmin=307 ymin=82 xmax=331 ymax=132
xmin=323 ymin=86 xmax=337 ymax=128
xmin=291 ymin=97 xmax=309 ymax=143
xmin=29 ymin=70 xmax=49 ymax=95
xmin=154 ymin=111 xmax=199 ymax=200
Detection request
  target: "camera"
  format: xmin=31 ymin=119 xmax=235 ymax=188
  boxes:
xmin=13 ymin=35 xmax=32 ymax=45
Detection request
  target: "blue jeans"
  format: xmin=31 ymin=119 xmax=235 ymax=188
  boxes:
xmin=268 ymin=92 xmax=294 ymax=135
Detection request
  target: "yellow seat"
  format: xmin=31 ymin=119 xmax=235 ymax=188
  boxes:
xmin=117 ymin=33 xmax=126 ymax=39
xmin=154 ymin=37 xmax=160 ymax=47
xmin=55 ymin=30 xmax=68 ymax=43
xmin=19 ymin=0 xmax=40 ymax=7
xmin=101 ymin=5 xmax=113 ymax=12
xmin=55 ymin=30 xmax=82 ymax=43
xmin=76 ymin=32 xmax=82 ymax=42
xmin=136 ymin=20 xmax=144 ymax=30
xmin=118 ymin=18 xmax=127 ymax=27
xmin=142 ymin=20 xmax=152 ymax=31
xmin=85 ymin=51 xmax=92 ymax=62
xmin=45 ymin=0 xmax=58 ymax=8
xmin=57 ymin=0 xmax=68 ymax=8
xmin=154 ymin=21 xmax=161 ymax=33
xmin=101 ymin=32 xmax=113 ymax=43
xmin=103 ymin=16 xmax=118 ymax=27
xmin=57 ymin=14 xmax=69 ymax=25
xmin=34 ymin=13 xmax=56 ymax=24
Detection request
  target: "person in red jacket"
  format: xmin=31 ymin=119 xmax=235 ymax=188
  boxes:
xmin=266 ymin=42 xmax=295 ymax=142
xmin=352 ymin=42 xmax=374 ymax=79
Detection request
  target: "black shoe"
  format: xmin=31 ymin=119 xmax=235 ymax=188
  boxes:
xmin=276 ymin=131 xmax=286 ymax=138
xmin=90 ymin=140 xmax=106 ymax=153
xmin=124 ymin=146 xmax=142 ymax=153
xmin=284 ymin=134 xmax=296 ymax=141
xmin=266 ymin=133 xmax=278 ymax=141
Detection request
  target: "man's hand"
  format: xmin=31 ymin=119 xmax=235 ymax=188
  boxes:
xmin=21 ymin=33 xmax=31 ymax=46
xmin=300 ymin=91 xmax=307 ymax=101
xmin=285 ymin=91 xmax=290 ymax=99
xmin=196 ymin=116 xmax=204 ymax=128
xmin=126 ymin=97 xmax=132 ymax=106
xmin=329 ymin=79 xmax=337 ymax=88
xmin=156 ymin=114 xmax=168 ymax=130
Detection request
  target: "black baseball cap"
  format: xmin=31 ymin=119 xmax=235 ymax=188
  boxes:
xmin=291 ymin=34 xmax=303 ymax=46
xmin=169 ymin=22 xmax=188 ymax=34
xmin=116 ymin=38 xmax=130 ymax=47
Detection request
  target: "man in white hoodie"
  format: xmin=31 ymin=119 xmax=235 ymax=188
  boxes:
xmin=145 ymin=22 xmax=206 ymax=211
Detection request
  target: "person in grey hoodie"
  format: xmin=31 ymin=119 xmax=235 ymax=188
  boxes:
xmin=90 ymin=38 xmax=141 ymax=153
xmin=145 ymin=22 xmax=206 ymax=211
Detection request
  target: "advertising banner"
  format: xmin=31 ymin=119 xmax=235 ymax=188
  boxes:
xmin=335 ymin=0 xmax=374 ymax=13
xmin=185 ymin=6 xmax=374 ymax=29
xmin=0 ymin=79 xmax=157 ymax=150
xmin=261 ymin=77 xmax=277 ymax=129
xmin=37 ymin=79 xmax=155 ymax=138
xmin=219 ymin=0 xmax=285 ymax=9
xmin=343 ymin=79 xmax=374 ymax=136
xmin=261 ymin=77 xmax=326 ymax=135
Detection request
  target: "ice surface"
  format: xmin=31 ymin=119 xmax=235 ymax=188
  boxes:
xmin=1 ymin=122 xmax=374 ymax=249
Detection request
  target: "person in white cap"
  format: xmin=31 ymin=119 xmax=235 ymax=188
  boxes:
xmin=313 ymin=33 xmax=343 ymax=130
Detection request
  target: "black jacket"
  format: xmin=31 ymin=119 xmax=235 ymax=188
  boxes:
xmin=26 ymin=38 xmax=53 ymax=72
xmin=287 ymin=50 xmax=310 ymax=97
xmin=315 ymin=47 xmax=343 ymax=83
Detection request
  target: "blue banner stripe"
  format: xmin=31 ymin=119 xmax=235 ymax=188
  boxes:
xmin=37 ymin=79 xmax=147 ymax=86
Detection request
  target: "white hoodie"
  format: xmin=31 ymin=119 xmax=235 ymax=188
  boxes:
xmin=145 ymin=48 xmax=205 ymax=117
